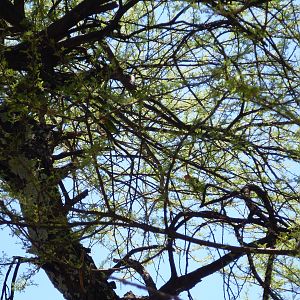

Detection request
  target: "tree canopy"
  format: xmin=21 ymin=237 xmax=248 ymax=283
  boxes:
xmin=1 ymin=0 xmax=300 ymax=299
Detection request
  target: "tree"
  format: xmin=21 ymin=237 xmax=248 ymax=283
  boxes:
xmin=0 ymin=0 xmax=300 ymax=299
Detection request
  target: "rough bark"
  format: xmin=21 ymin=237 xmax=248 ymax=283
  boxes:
xmin=0 ymin=108 xmax=118 ymax=300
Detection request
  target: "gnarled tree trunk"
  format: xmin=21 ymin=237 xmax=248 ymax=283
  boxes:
xmin=0 ymin=107 xmax=118 ymax=300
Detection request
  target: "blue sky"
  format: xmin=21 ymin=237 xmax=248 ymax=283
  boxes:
xmin=1 ymin=1 xmax=299 ymax=299
xmin=1 ymin=225 xmax=229 ymax=300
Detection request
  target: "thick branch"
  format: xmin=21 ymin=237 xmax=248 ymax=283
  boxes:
xmin=159 ymin=235 xmax=278 ymax=296
xmin=0 ymin=0 xmax=27 ymax=30
xmin=114 ymin=258 xmax=157 ymax=297
xmin=3 ymin=0 xmax=118 ymax=71
xmin=45 ymin=0 xmax=118 ymax=41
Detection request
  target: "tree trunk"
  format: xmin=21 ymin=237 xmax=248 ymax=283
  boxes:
xmin=0 ymin=107 xmax=118 ymax=300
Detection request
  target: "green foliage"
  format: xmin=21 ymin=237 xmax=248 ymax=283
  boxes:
xmin=1 ymin=1 xmax=300 ymax=300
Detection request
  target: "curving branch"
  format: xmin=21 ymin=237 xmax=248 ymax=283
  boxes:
xmin=44 ymin=0 xmax=118 ymax=41
xmin=159 ymin=235 xmax=280 ymax=297
xmin=2 ymin=0 xmax=118 ymax=71
xmin=113 ymin=258 xmax=157 ymax=298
